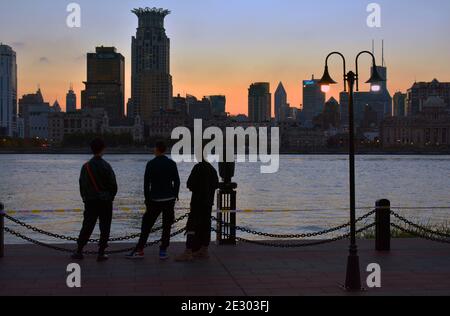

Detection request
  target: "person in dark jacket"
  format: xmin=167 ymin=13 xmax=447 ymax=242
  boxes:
xmin=175 ymin=156 xmax=219 ymax=262
xmin=126 ymin=141 xmax=180 ymax=260
xmin=72 ymin=138 xmax=118 ymax=262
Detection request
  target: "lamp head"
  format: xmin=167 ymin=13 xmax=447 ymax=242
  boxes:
xmin=366 ymin=66 xmax=385 ymax=85
xmin=318 ymin=65 xmax=337 ymax=86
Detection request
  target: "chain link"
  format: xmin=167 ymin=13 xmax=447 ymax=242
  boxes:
xmin=390 ymin=211 xmax=450 ymax=239
xmin=4 ymin=226 xmax=187 ymax=255
xmin=390 ymin=223 xmax=450 ymax=244
xmin=212 ymin=210 xmax=375 ymax=239
xmin=4 ymin=213 xmax=189 ymax=243
xmin=211 ymin=223 xmax=376 ymax=248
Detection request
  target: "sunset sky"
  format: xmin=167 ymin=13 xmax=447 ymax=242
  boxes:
xmin=1 ymin=0 xmax=450 ymax=114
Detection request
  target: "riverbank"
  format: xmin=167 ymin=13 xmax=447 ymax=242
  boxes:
xmin=1 ymin=239 xmax=449 ymax=296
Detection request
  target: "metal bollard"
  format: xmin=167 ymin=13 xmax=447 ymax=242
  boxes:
xmin=375 ymin=199 xmax=391 ymax=251
xmin=216 ymin=182 xmax=237 ymax=245
xmin=0 ymin=202 xmax=4 ymax=258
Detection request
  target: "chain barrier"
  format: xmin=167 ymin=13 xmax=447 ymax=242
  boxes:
xmin=211 ymin=223 xmax=376 ymax=248
xmin=390 ymin=223 xmax=450 ymax=244
xmin=4 ymin=226 xmax=187 ymax=254
xmin=212 ymin=210 xmax=375 ymax=239
xmin=391 ymin=211 xmax=450 ymax=239
xmin=4 ymin=213 xmax=189 ymax=243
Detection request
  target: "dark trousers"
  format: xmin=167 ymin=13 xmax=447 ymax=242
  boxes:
xmin=137 ymin=200 xmax=175 ymax=251
xmin=186 ymin=205 xmax=212 ymax=251
xmin=77 ymin=200 xmax=113 ymax=252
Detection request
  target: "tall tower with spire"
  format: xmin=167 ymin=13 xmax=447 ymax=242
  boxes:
xmin=131 ymin=7 xmax=173 ymax=122
xmin=274 ymin=82 xmax=288 ymax=122
xmin=66 ymin=83 xmax=77 ymax=112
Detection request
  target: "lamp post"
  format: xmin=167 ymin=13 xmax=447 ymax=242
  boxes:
xmin=318 ymin=51 xmax=385 ymax=291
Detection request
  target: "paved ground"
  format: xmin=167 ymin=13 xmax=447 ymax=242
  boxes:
xmin=1 ymin=239 xmax=450 ymax=296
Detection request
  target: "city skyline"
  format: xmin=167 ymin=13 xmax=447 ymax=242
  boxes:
xmin=1 ymin=0 xmax=450 ymax=114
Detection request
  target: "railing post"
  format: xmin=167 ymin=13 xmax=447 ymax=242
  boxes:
xmin=375 ymin=199 xmax=391 ymax=251
xmin=0 ymin=202 xmax=4 ymax=258
xmin=217 ymin=159 xmax=237 ymax=246
xmin=216 ymin=182 xmax=237 ymax=245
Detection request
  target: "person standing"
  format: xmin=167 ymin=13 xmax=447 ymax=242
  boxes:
xmin=175 ymin=158 xmax=219 ymax=262
xmin=72 ymin=138 xmax=118 ymax=262
xmin=127 ymin=141 xmax=180 ymax=260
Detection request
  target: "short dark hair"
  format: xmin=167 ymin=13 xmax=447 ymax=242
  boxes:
xmin=155 ymin=140 xmax=167 ymax=153
xmin=90 ymin=138 xmax=106 ymax=155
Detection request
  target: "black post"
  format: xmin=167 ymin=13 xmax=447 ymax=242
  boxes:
xmin=344 ymin=71 xmax=362 ymax=291
xmin=375 ymin=199 xmax=391 ymax=251
xmin=217 ymin=162 xmax=237 ymax=245
xmin=0 ymin=202 xmax=4 ymax=258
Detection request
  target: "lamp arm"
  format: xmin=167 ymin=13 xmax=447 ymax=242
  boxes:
xmin=355 ymin=51 xmax=377 ymax=91
xmin=325 ymin=52 xmax=347 ymax=92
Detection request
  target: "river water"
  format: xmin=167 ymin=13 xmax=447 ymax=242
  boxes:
xmin=1 ymin=154 xmax=450 ymax=244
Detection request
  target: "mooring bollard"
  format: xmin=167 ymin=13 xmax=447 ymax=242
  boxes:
xmin=375 ymin=199 xmax=391 ymax=251
xmin=0 ymin=202 xmax=4 ymax=258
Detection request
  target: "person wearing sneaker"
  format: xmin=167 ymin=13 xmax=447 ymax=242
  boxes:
xmin=127 ymin=141 xmax=180 ymax=260
xmin=176 ymin=153 xmax=219 ymax=262
xmin=71 ymin=138 xmax=118 ymax=262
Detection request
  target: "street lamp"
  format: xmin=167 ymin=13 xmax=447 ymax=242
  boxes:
xmin=318 ymin=51 xmax=385 ymax=291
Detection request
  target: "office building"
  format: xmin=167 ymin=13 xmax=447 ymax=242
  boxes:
xmin=301 ymin=76 xmax=325 ymax=127
xmin=81 ymin=46 xmax=125 ymax=120
xmin=393 ymin=92 xmax=407 ymax=117
xmin=66 ymin=85 xmax=77 ymax=112
xmin=406 ymin=79 xmax=450 ymax=116
xmin=0 ymin=44 xmax=17 ymax=137
xmin=131 ymin=7 xmax=173 ymax=122
xmin=274 ymin=82 xmax=288 ymax=122
xmin=248 ymin=82 xmax=271 ymax=123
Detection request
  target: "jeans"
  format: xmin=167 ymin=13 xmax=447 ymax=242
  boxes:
xmin=77 ymin=200 xmax=113 ymax=252
xmin=137 ymin=200 xmax=176 ymax=251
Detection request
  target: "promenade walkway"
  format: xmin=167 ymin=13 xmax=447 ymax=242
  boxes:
xmin=1 ymin=239 xmax=449 ymax=296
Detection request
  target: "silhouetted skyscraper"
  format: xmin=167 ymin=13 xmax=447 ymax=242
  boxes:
xmin=0 ymin=44 xmax=17 ymax=137
xmin=66 ymin=84 xmax=77 ymax=112
xmin=81 ymin=46 xmax=125 ymax=119
xmin=275 ymin=82 xmax=287 ymax=122
xmin=302 ymin=76 xmax=325 ymax=127
xmin=393 ymin=92 xmax=406 ymax=117
xmin=248 ymin=83 xmax=271 ymax=123
xmin=131 ymin=7 xmax=173 ymax=122
xmin=207 ymin=95 xmax=226 ymax=115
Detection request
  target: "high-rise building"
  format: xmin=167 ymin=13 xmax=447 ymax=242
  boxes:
xmin=187 ymin=95 xmax=212 ymax=120
xmin=393 ymin=92 xmax=407 ymax=117
xmin=131 ymin=7 xmax=173 ymax=122
xmin=248 ymin=82 xmax=271 ymax=123
xmin=274 ymin=82 xmax=288 ymax=122
xmin=81 ymin=46 xmax=125 ymax=120
xmin=301 ymin=76 xmax=325 ymax=127
xmin=406 ymin=79 xmax=450 ymax=116
xmin=339 ymin=65 xmax=392 ymax=126
xmin=0 ymin=44 xmax=17 ymax=137
xmin=207 ymin=95 xmax=226 ymax=115
xmin=66 ymin=84 xmax=77 ymax=112
xmin=19 ymin=88 xmax=50 ymax=139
